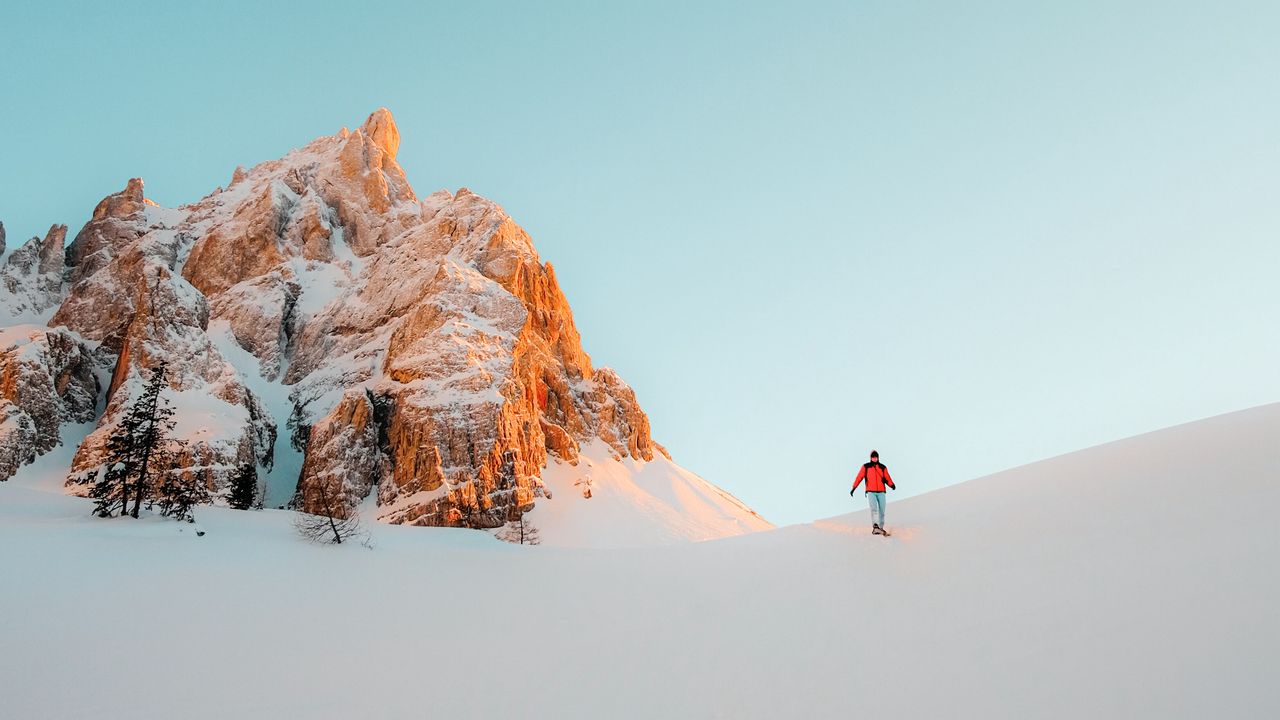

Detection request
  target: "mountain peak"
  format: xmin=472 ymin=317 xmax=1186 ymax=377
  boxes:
xmin=359 ymin=107 xmax=399 ymax=159
xmin=1 ymin=109 xmax=771 ymax=546
xmin=89 ymin=178 xmax=146 ymax=222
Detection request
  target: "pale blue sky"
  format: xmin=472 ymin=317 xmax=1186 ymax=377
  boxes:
xmin=3 ymin=1 xmax=1278 ymax=525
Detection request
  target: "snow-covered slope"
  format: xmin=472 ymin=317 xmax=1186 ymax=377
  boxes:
xmin=2 ymin=402 xmax=1276 ymax=718
xmin=531 ymin=440 xmax=770 ymax=546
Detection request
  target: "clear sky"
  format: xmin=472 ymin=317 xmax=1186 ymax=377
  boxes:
xmin=3 ymin=1 xmax=1278 ymax=526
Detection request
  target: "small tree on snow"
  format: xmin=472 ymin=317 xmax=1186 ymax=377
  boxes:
xmin=293 ymin=478 xmax=363 ymax=544
xmin=496 ymin=514 xmax=540 ymax=545
xmin=89 ymin=362 xmax=185 ymax=518
xmin=154 ymin=465 xmax=210 ymax=522
xmin=90 ymin=425 xmax=141 ymax=518
xmin=226 ymin=462 xmax=258 ymax=510
xmin=88 ymin=466 xmax=119 ymax=518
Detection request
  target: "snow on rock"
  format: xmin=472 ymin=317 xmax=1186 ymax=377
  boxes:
xmin=286 ymin=185 xmax=672 ymax=529
xmin=4 ymin=108 xmax=769 ymax=543
xmin=296 ymin=387 xmax=384 ymax=513
xmin=62 ymin=177 xmax=150 ymax=290
xmin=48 ymin=179 xmax=276 ymax=495
xmin=63 ymin=262 xmax=275 ymax=494
xmin=0 ymin=326 xmax=101 ymax=480
xmin=0 ymin=224 xmax=68 ymax=324
xmin=208 ymin=271 xmax=300 ymax=381
xmin=53 ymin=178 xmax=187 ymax=351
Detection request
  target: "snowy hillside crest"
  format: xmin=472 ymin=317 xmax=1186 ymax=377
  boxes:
xmin=0 ymin=108 xmax=771 ymax=546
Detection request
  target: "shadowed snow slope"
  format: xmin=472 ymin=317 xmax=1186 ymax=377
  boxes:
xmin=1 ymin=403 xmax=1276 ymax=718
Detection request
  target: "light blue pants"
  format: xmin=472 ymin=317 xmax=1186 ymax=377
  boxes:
xmin=867 ymin=491 xmax=886 ymax=527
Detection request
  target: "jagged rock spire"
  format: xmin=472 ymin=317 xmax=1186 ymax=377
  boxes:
xmin=361 ymin=107 xmax=400 ymax=159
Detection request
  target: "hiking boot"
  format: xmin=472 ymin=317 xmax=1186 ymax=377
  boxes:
xmin=872 ymin=524 xmax=883 ymax=535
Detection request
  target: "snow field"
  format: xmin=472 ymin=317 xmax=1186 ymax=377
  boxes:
xmin=1 ymin=403 xmax=1277 ymax=718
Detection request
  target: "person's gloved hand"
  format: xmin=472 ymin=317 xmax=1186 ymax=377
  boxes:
xmin=849 ymin=488 xmax=856 ymax=497
xmin=889 ymin=484 xmax=896 ymax=491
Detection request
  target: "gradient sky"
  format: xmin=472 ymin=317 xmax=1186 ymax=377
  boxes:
xmin=3 ymin=1 xmax=1278 ymax=526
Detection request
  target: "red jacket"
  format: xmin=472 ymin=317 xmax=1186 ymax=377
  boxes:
xmin=852 ymin=462 xmax=895 ymax=493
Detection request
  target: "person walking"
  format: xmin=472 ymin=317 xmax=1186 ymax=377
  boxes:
xmin=851 ymin=450 xmax=895 ymax=535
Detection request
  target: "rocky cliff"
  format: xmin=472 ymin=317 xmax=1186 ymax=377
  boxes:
xmin=0 ymin=109 xmax=768 ymax=542
xmin=0 ymin=326 xmax=100 ymax=480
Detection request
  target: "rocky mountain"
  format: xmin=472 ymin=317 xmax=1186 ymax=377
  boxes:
xmin=0 ymin=326 xmax=100 ymax=481
xmin=0 ymin=109 xmax=770 ymax=544
xmin=1 ymin=223 xmax=70 ymax=323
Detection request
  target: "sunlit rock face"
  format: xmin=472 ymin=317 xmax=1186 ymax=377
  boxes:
xmin=0 ymin=326 xmax=100 ymax=480
xmin=0 ymin=108 xmax=665 ymax=528
xmin=315 ymin=188 xmax=664 ymax=527
xmin=265 ymin=119 xmax=663 ymax=528
xmin=33 ymin=174 xmax=274 ymax=495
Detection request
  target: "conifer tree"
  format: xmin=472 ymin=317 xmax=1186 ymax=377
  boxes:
xmin=226 ymin=462 xmax=258 ymax=510
xmin=90 ymin=417 xmax=143 ymax=517
xmin=87 ymin=468 xmax=114 ymax=518
xmin=156 ymin=466 xmax=209 ymax=522
xmin=126 ymin=362 xmax=179 ymax=517
xmin=89 ymin=361 xmax=186 ymax=519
